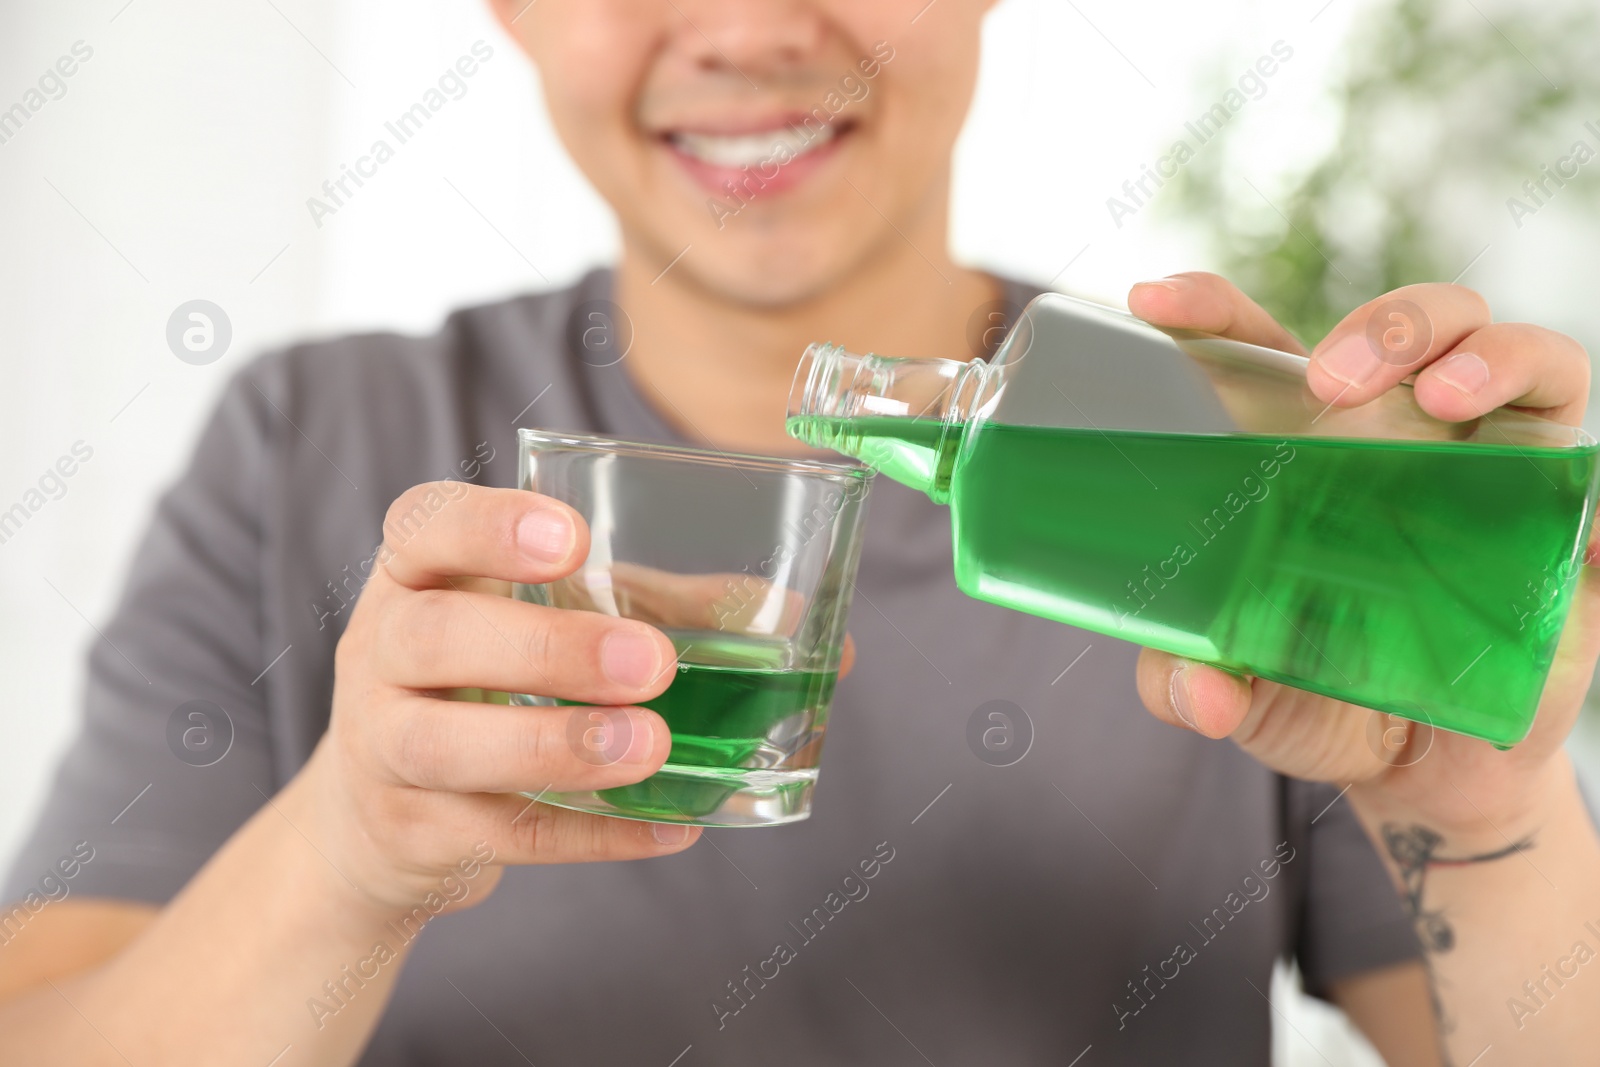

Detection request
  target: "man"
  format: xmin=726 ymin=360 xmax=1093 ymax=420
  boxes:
xmin=2 ymin=2 xmax=1595 ymax=1064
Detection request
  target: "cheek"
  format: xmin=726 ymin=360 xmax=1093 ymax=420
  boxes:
xmin=819 ymin=0 xmax=932 ymax=49
xmin=820 ymin=0 xmax=979 ymax=104
xmin=524 ymin=6 xmax=657 ymax=139
xmin=873 ymin=52 xmax=978 ymax=170
xmin=848 ymin=8 xmax=984 ymax=148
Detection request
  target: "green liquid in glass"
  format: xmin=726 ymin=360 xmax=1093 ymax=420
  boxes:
xmin=791 ymin=414 xmax=1598 ymax=744
xmin=561 ymin=655 xmax=837 ymax=820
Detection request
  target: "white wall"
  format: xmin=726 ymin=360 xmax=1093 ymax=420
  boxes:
xmin=2 ymin=1 xmax=1594 ymax=1062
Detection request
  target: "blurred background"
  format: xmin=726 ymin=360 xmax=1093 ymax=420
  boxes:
xmin=2 ymin=0 xmax=1597 ymax=1062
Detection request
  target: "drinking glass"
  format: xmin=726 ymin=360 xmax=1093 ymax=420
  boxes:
xmin=512 ymin=428 xmax=874 ymax=827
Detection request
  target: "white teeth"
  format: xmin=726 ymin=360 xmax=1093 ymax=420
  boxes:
xmin=671 ymin=122 xmax=837 ymax=168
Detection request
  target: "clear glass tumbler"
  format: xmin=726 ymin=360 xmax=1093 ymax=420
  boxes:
xmin=512 ymin=428 xmax=874 ymax=827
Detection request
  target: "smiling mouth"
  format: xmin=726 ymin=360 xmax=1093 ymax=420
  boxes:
xmin=663 ymin=117 xmax=857 ymax=169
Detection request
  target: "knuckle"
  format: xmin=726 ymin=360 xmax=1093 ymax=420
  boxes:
xmin=382 ymin=481 xmax=466 ymax=555
xmin=380 ymin=589 xmax=456 ymax=677
xmin=514 ymin=715 xmax=570 ymax=780
xmin=1482 ymin=320 xmax=1541 ymax=342
xmin=372 ymin=539 xmax=405 ymax=585
xmin=1527 ymin=323 xmax=1587 ymax=364
xmin=363 ymin=779 xmax=424 ymax=846
xmin=1400 ymin=281 xmax=1486 ymax=317
xmin=1483 ymin=322 xmax=1587 ymax=366
xmin=507 ymin=799 xmax=560 ymax=857
xmin=1452 ymin=285 xmax=1490 ymax=319
xmin=387 ymin=709 xmax=447 ymax=786
xmin=512 ymin=609 xmax=563 ymax=680
xmin=1566 ymin=333 xmax=1591 ymax=368
xmin=383 ymin=483 xmax=439 ymax=535
xmin=335 ymin=592 xmax=387 ymax=675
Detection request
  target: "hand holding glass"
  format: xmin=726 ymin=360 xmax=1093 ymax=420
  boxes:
xmin=513 ymin=429 xmax=873 ymax=827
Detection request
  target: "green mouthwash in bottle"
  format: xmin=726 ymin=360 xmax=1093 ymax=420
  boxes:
xmin=788 ymin=293 xmax=1599 ymax=745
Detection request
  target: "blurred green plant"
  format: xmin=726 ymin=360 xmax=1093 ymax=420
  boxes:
xmin=1165 ymin=0 xmax=1600 ymax=345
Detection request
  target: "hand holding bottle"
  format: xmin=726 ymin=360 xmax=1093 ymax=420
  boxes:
xmin=1127 ymin=273 xmax=1598 ymax=838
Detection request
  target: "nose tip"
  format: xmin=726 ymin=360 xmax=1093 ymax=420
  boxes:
xmin=670 ymin=5 xmax=830 ymax=79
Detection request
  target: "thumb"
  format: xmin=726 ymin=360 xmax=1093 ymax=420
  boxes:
xmin=1135 ymin=648 xmax=1254 ymax=739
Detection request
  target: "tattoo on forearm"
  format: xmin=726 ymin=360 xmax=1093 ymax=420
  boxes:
xmin=1382 ymin=823 xmax=1536 ymax=1065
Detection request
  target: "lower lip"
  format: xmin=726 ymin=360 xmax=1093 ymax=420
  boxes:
xmin=663 ymin=129 xmax=850 ymax=200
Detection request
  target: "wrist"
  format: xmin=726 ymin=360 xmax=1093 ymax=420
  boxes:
xmin=283 ymin=739 xmax=502 ymax=929
xmin=269 ymin=771 xmax=387 ymax=938
xmin=276 ymin=744 xmax=437 ymax=929
xmin=1348 ymin=753 xmax=1582 ymax=854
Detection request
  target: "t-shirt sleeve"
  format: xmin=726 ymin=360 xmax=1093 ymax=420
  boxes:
xmin=1290 ymin=779 xmax=1422 ymax=998
xmin=2 ymin=365 xmax=282 ymax=909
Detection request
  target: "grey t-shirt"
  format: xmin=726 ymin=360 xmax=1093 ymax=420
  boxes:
xmin=4 ymin=269 xmax=1416 ymax=1065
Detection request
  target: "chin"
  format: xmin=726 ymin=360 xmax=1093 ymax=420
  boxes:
xmin=673 ymin=202 xmax=896 ymax=308
xmin=693 ymin=256 xmax=843 ymax=309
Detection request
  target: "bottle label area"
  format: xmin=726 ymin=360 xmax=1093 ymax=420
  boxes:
xmin=807 ymin=415 xmax=1599 ymax=746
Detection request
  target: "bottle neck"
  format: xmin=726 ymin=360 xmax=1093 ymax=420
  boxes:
xmin=786 ymin=343 xmax=993 ymax=501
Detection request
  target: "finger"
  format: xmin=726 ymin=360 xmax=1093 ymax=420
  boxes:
xmin=379 ymin=483 xmax=589 ymax=590
xmin=1521 ymin=561 xmax=1600 ymax=759
xmin=1412 ymin=322 xmax=1590 ymax=426
xmin=372 ymin=696 xmax=670 ymax=794
xmin=408 ymin=790 xmax=703 ymax=868
xmin=1307 ymin=283 xmax=1490 ymax=407
xmin=372 ymin=589 xmax=678 ymax=703
xmin=1128 ymin=272 xmax=1308 ymax=355
xmin=606 ymin=562 xmax=729 ymax=625
xmin=608 ymin=562 xmax=806 ymax=632
xmin=839 ymin=633 xmax=856 ymax=679
xmin=1134 ymin=648 xmax=1253 ymax=739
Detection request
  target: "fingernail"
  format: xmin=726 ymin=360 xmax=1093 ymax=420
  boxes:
xmin=1169 ymin=665 xmax=1198 ymax=730
xmin=652 ymin=822 xmax=691 ymax=846
xmin=1316 ymin=334 xmax=1380 ymax=387
xmin=1432 ymin=352 xmax=1490 ymax=395
xmin=1137 ymin=275 xmax=1192 ymax=292
xmin=517 ymin=507 xmax=574 ymax=564
xmin=601 ymin=630 xmax=663 ymax=689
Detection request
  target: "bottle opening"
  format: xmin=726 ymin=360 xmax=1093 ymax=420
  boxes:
xmin=787 ymin=343 xmax=850 ymax=446
xmin=785 ymin=342 xmax=990 ymax=501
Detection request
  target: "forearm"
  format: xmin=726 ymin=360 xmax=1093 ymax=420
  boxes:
xmin=0 ymin=769 xmax=415 ymax=1066
xmin=1350 ymin=754 xmax=1600 ymax=1066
